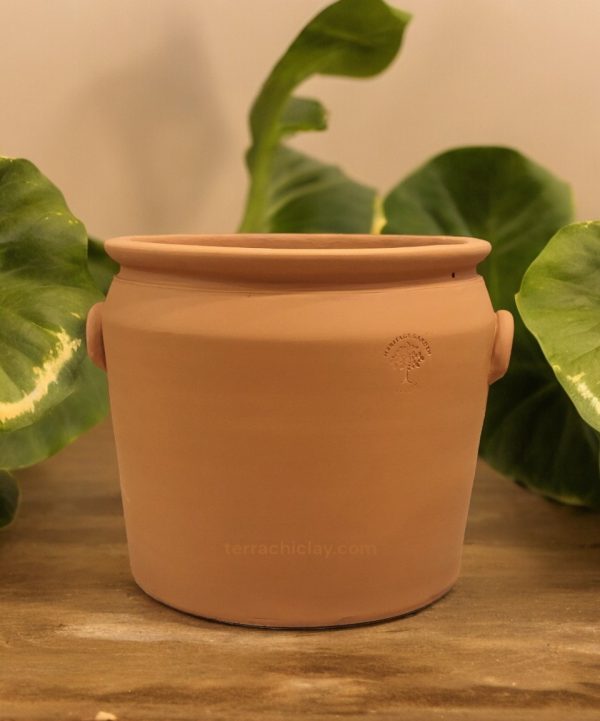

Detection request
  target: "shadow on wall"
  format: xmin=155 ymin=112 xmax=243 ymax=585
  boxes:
xmin=58 ymin=16 xmax=228 ymax=237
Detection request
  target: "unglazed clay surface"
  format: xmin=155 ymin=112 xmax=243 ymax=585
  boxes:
xmin=87 ymin=234 xmax=513 ymax=628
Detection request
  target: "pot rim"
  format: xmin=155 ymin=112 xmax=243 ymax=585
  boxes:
xmin=105 ymin=233 xmax=491 ymax=285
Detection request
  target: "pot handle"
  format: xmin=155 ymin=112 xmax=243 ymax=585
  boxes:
xmin=86 ymin=302 xmax=107 ymax=372
xmin=488 ymin=310 xmax=514 ymax=385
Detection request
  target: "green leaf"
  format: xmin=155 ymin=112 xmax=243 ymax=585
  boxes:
xmin=239 ymin=0 xmax=410 ymax=232
xmin=0 ymin=157 xmax=102 ymax=432
xmin=0 ymin=158 xmax=110 ymax=475
xmin=263 ymin=146 xmax=377 ymax=233
xmin=517 ymin=221 xmax=600 ymax=433
xmin=0 ymin=357 xmax=108 ymax=471
xmin=382 ymin=147 xmax=600 ymax=508
xmin=481 ymin=355 xmax=600 ymax=508
xmin=382 ymin=147 xmax=573 ymax=312
xmin=280 ymin=97 xmax=328 ymax=135
xmin=88 ymin=236 xmax=119 ymax=296
xmin=0 ymin=470 xmax=19 ymax=528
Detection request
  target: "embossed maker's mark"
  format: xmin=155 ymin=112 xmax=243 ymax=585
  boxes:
xmin=384 ymin=334 xmax=432 ymax=387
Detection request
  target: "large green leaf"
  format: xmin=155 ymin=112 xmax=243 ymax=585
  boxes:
xmin=0 ymin=157 xmax=102 ymax=433
xmin=382 ymin=147 xmax=573 ymax=311
xmin=517 ymin=222 xmax=600 ymax=433
xmin=238 ymin=0 xmax=410 ymax=233
xmin=264 ymin=146 xmax=377 ymax=233
xmin=0 ymin=158 xmax=111 ymax=488
xmin=382 ymin=147 xmax=599 ymax=508
xmin=0 ymin=357 xmax=108 ymax=471
xmin=0 ymin=470 xmax=19 ymax=529
xmin=481 ymin=355 xmax=600 ymax=508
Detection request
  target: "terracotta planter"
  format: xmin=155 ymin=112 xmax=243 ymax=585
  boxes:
xmin=87 ymin=234 xmax=513 ymax=628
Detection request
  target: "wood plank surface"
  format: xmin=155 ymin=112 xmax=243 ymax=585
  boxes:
xmin=1 ymin=420 xmax=599 ymax=721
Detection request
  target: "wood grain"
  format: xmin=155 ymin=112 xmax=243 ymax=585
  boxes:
xmin=1 ymin=420 xmax=599 ymax=720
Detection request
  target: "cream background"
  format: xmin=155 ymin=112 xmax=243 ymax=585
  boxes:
xmin=1 ymin=0 xmax=597 ymax=238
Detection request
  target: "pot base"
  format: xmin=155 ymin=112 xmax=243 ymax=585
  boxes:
xmin=133 ymin=579 xmax=457 ymax=630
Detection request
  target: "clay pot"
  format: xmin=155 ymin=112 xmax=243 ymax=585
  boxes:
xmin=87 ymin=234 xmax=513 ymax=628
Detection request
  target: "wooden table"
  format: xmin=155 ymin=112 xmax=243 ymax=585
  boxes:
xmin=1 ymin=421 xmax=599 ymax=720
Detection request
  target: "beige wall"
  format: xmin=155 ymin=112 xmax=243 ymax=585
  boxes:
xmin=1 ymin=0 xmax=598 ymax=238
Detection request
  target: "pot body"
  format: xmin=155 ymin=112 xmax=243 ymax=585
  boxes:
xmin=93 ymin=234 xmax=511 ymax=628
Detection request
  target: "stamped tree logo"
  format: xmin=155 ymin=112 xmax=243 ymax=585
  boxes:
xmin=384 ymin=334 xmax=432 ymax=386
